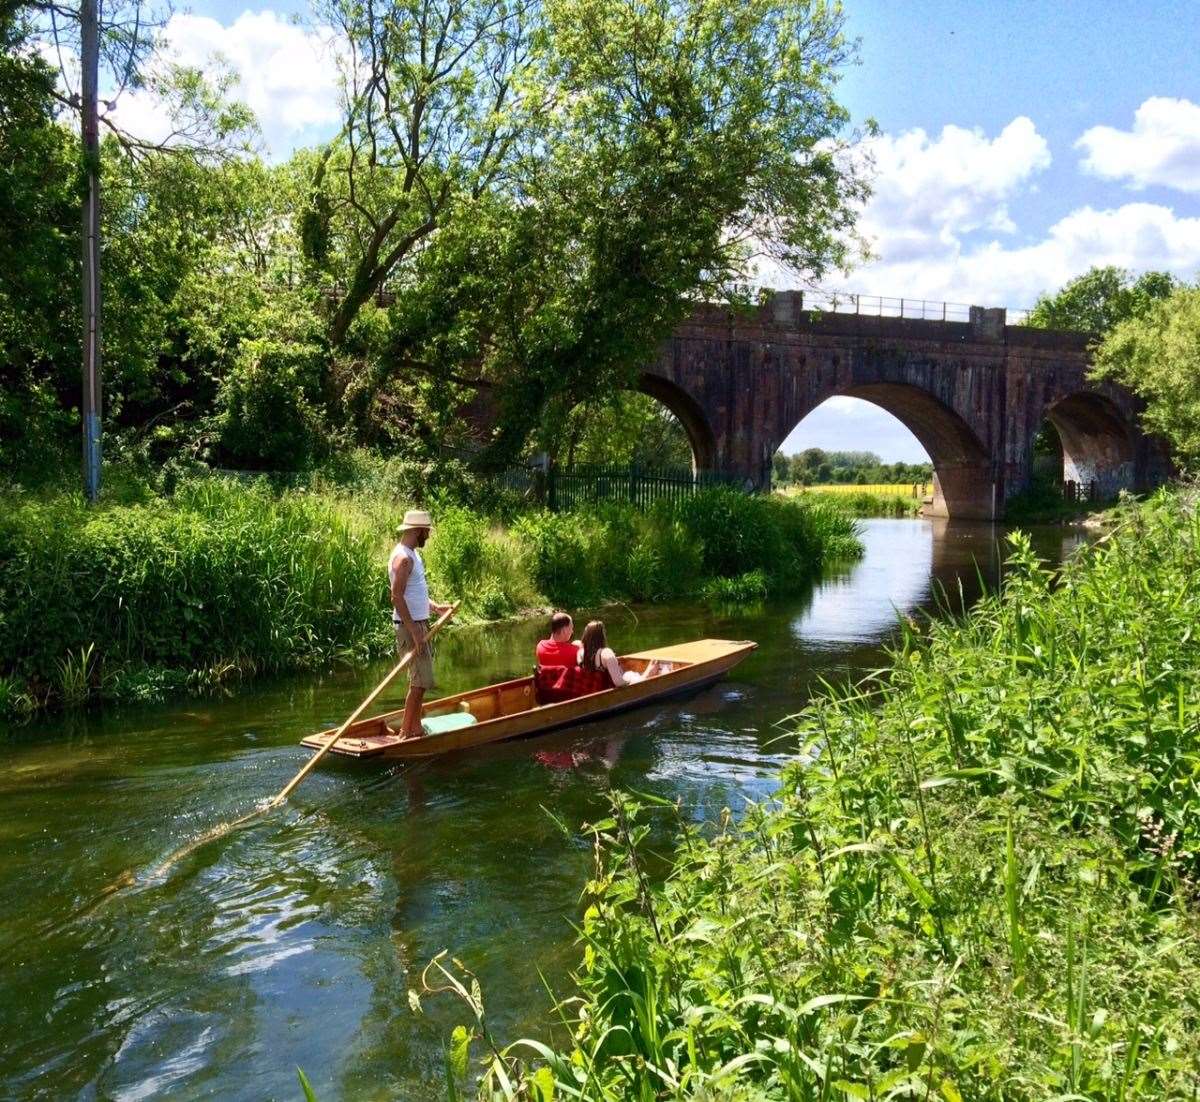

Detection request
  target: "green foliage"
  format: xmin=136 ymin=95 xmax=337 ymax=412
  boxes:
xmin=820 ymin=489 xmax=924 ymax=517
xmin=466 ymin=492 xmax=1200 ymax=1098
xmin=296 ymin=1067 xmax=318 ymax=1102
xmin=700 ymin=569 xmax=768 ymax=604
xmin=423 ymin=506 xmax=538 ymax=621
xmin=0 ymin=475 xmax=859 ymax=715
xmin=514 ymin=490 xmax=860 ymax=608
xmin=674 ymin=488 xmax=860 ymax=583
xmin=0 ymin=478 xmax=387 ymax=712
xmin=622 ymin=517 xmax=704 ymax=603
xmin=2 ymin=0 xmax=867 ymax=482
xmin=357 ymin=0 xmax=867 ymax=466
xmin=1092 ymin=287 xmax=1200 ymax=469
xmin=1028 ymin=265 xmax=1178 ymax=334
xmin=557 ymin=392 xmax=694 ymax=469
xmin=0 ymin=12 xmax=81 ymax=475
xmin=212 ymin=337 xmax=331 ymax=469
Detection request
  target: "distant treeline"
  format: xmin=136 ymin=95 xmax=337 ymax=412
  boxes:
xmin=772 ymin=447 xmax=933 ymax=486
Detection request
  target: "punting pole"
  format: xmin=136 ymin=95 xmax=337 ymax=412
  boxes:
xmin=146 ymin=603 xmax=459 ymax=880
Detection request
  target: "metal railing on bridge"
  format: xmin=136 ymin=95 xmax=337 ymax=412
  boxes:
xmin=788 ymin=289 xmax=1031 ymax=326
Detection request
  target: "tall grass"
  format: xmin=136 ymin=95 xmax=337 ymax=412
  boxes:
xmin=513 ymin=489 xmax=860 ymax=608
xmin=0 ymin=481 xmax=860 ymax=716
xmin=0 ymin=479 xmax=388 ymax=712
xmin=437 ymin=489 xmax=1200 ymax=1099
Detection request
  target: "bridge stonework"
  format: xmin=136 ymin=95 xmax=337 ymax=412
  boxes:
xmin=641 ymin=293 xmax=1170 ymax=519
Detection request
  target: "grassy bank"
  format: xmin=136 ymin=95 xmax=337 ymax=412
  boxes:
xmin=444 ymin=490 xmax=1200 ymax=1099
xmin=0 ymin=478 xmax=859 ymax=718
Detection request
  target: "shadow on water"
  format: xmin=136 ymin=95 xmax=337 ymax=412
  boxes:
xmin=0 ymin=519 xmax=1088 ymax=1100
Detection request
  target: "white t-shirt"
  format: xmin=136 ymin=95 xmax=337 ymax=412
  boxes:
xmin=389 ymin=543 xmax=430 ymax=622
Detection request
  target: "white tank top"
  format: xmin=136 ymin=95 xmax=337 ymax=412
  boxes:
xmin=389 ymin=543 xmax=430 ymax=622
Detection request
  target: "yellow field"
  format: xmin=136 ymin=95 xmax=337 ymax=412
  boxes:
xmin=782 ymin=483 xmax=929 ymax=499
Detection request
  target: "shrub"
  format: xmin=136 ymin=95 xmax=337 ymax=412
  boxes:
xmin=424 ymin=506 xmax=537 ymax=619
xmin=673 ymin=488 xmax=860 ymax=585
xmin=512 ymin=510 xmax=600 ymax=608
xmin=624 ymin=517 xmax=702 ymax=602
xmin=212 ymin=338 xmax=331 ymax=470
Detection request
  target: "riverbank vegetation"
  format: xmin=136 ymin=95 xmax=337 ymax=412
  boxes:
xmin=440 ymin=490 xmax=1200 ymax=1098
xmin=0 ymin=476 xmax=859 ymax=718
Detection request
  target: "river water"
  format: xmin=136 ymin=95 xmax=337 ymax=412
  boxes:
xmin=0 ymin=519 xmax=1085 ymax=1100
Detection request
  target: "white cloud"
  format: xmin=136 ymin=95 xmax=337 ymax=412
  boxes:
xmin=1077 ymin=97 xmax=1200 ymax=193
xmin=855 ymin=202 xmax=1200 ymax=309
xmin=759 ymin=114 xmax=1200 ymax=312
xmin=818 ymin=396 xmax=880 ymax=418
xmin=106 ymin=10 xmax=342 ymax=157
xmin=856 ymin=117 xmax=1051 ymax=263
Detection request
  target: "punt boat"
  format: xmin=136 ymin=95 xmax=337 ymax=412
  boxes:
xmin=300 ymin=638 xmax=756 ymax=760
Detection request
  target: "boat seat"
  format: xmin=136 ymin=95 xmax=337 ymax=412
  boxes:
xmin=533 ymin=664 xmax=610 ymax=705
xmin=420 ymin=712 xmax=477 ymax=736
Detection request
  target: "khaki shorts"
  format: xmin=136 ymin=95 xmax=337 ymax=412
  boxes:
xmin=394 ymin=619 xmax=436 ymax=690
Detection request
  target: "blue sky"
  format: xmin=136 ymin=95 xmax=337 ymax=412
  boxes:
xmin=783 ymin=1 xmax=1200 ymax=460
xmin=109 ymin=0 xmax=1200 ymax=462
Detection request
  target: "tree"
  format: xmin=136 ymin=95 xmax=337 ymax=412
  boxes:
xmin=308 ymin=0 xmax=541 ymax=349
xmin=1028 ymin=266 xmax=1177 ymax=334
xmin=0 ymin=16 xmax=81 ymax=474
xmin=772 ymin=451 xmax=790 ymax=485
xmin=1091 ymin=288 xmax=1200 ymax=469
xmin=313 ymin=0 xmax=868 ymax=464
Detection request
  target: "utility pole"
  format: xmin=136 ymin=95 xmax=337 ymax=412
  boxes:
xmin=80 ymin=0 xmax=102 ymax=502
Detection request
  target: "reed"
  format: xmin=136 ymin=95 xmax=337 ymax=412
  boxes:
xmin=438 ymin=489 xmax=1200 ymax=1099
xmin=0 ymin=478 xmax=388 ymax=714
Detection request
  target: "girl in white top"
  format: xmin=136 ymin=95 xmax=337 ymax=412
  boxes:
xmin=580 ymin=620 xmax=660 ymax=688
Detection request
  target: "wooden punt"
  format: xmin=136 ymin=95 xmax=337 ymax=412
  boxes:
xmin=300 ymin=638 xmax=757 ymax=760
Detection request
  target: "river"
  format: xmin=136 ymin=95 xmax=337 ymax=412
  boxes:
xmin=0 ymin=518 xmax=1086 ymax=1100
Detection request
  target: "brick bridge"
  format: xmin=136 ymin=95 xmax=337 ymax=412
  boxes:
xmin=634 ymin=293 xmax=1169 ymax=519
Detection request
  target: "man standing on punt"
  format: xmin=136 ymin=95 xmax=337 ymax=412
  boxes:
xmin=390 ymin=509 xmax=452 ymax=739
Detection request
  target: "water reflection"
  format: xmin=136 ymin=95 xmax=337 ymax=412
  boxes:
xmin=0 ymin=518 xmax=1087 ymax=1101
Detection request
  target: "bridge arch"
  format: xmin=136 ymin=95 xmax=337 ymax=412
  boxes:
xmin=1037 ymin=391 xmax=1136 ymax=499
xmin=636 ymin=373 xmax=718 ymax=474
xmin=785 ymin=384 xmax=995 ymax=519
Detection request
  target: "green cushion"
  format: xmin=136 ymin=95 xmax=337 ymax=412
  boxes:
xmin=420 ymin=712 xmax=478 ymax=736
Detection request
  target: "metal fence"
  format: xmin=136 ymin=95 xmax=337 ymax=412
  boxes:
xmin=508 ymin=463 xmax=743 ymax=512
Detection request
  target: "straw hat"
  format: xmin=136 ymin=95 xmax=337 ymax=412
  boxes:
xmin=397 ymin=508 xmax=433 ymax=533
